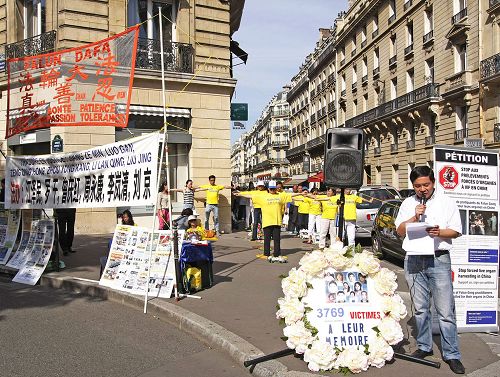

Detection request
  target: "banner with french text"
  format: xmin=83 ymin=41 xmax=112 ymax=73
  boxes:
xmin=5 ymin=133 xmax=159 ymax=209
xmin=434 ymin=146 xmax=499 ymax=332
xmin=6 ymin=25 xmax=139 ymax=138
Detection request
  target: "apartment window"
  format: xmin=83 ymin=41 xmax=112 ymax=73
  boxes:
xmin=362 ymin=57 xmax=368 ymax=78
xmin=353 ymin=99 xmax=358 ymax=117
xmin=374 ymin=48 xmax=380 ymax=68
xmin=425 ymin=58 xmax=434 ymax=83
xmin=390 ymin=35 xmax=397 ymax=57
xmin=391 ymin=78 xmax=397 ymax=99
xmin=373 ymin=15 xmax=379 ymax=36
xmin=455 ymin=43 xmax=467 ymax=72
xmin=406 ymin=69 xmax=414 ymax=92
xmin=352 ymin=65 xmax=358 ymax=84
xmin=388 ymin=0 xmax=396 ymax=22
xmin=455 ymin=106 xmax=468 ymax=131
xmin=374 ymin=86 xmax=381 ymax=105
xmin=128 ymin=0 xmax=177 ymax=41
xmin=361 ymin=25 xmax=367 ymax=46
xmin=15 ymin=0 xmax=46 ymax=39
xmin=424 ymin=8 xmax=433 ymax=34
xmin=407 ymin=22 xmax=413 ymax=47
xmin=454 ymin=0 xmax=467 ymax=13
xmin=363 ymin=94 xmax=368 ymax=112
xmin=341 ymin=74 xmax=346 ymax=91
xmin=352 ymin=36 xmax=357 ymax=55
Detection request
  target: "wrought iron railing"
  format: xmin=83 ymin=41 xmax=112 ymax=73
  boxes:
xmin=345 ymin=83 xmax=440 ymax=128
xmin=361 ymin=40 xmax=367 ymax=48
xmin=388 ymin=14 xmax=396 ymax=24
xmin=362 ymin=75 xmax=368 ymax=85
xmin=480 ymin=52 xmax=500 ymax=79
xmin=352 ymin=82 xmax=358 ymax=91
xmin=328 ymin=102 xmax=335 ymax=114
xmin=490 ymin=0 xmax=500 ymax=8
xmin=286 ymin=144 xmax=306 ymax=159
xmin=311 ymin=114 xmax=316 ymax=123
xmin=404 ymin=44 xmax=414 ymax=56
xmin=310 ymin=88 xmax=316 ymax=98
xmin=307 ymin=135 xmax=325 ymax=149
xmin=425 ymin=135 xmax=435 ymax=146
xmin=390 ymin=143 xmax=398 ymax=153
xmin=272 ymin=140 xmax=289 ymax=148
xmin=136 ymin=38 xmax=194 ymax=73
xmin=389 ymin=55 xmax=397 ymax=67
xmin=372 ymin=29 xmax=379 ymax=38
xmin=452 ymin=8 xmax=467 ymax=25
xmin=273 ymin=110 xmax=290 ymax=117
xmin=351 ymin=48 xmax=357 ymax=57
xmin=494 ymin=123 xmax=500 ymax=142
xmin=454 ymin=128 xmax=468 ymax=141
xmin=406 ymin=140 xmax=415 ymax=149
xmin=341 ymin=89 xmax=347 ymax=97
xmin=5 ymin=30 xmax=57 ymax=59
xmin=328 ymin=73 xmax=336 ymax=85
xmin=423 ymin=30 xmax=434 ymax=44
xmin=373 ymin=67 xmax=380 ymax=77
xmin=340 ymin=58 xmax=345 ymax=66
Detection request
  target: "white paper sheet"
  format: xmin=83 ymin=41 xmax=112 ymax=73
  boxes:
xmin=405 ymin=223 xmax=436 ymax=255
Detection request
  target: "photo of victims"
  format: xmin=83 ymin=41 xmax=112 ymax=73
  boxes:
xmin=324 ymin=271 xmax=368 ymax=304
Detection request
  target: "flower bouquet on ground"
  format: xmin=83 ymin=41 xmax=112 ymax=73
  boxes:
xmin=276 ymin=241 xmax=407 ymax=374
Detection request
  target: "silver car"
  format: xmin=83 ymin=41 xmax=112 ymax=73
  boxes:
xmin=354 ymin=185 xmax=401 ymax=239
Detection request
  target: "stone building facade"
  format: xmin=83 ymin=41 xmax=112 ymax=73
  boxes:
xmin=0 ymin=0 xmax=245 ymax=233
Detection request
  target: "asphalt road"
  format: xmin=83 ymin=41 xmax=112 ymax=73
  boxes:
xmin=0 ymin=276 xmax=247 ymax=377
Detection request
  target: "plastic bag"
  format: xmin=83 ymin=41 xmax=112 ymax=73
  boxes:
xmin=185 ymin=265 xmax=202 ymax=292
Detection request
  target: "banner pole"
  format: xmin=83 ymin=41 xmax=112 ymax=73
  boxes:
xmin=143 ymin=5 xmax=175 ymax=313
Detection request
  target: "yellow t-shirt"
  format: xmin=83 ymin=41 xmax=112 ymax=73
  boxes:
xmin=321 ymin=196 xmax=339 ymax=219
xmin=343 ymin=194 xmax=363 ymax=220
xmin=200 ymin=184 xmax=225 ymax=205
xmin=239 ymin=190 xmax=266 ymax=209
xmin=251 ymin=192 xmax=292 ymax=228
xmin=305 ymin=196 xmax=323 ymax=215
xmin=295 ymin=195 xmax=310 ymax=214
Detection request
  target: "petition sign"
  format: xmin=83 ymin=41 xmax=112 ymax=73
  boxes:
xmin=5 ymin=133 xmax=159 ymax=209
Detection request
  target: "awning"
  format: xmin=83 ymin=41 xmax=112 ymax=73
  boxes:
xmin=116 ymin=104 xmax=191 ymax=118
xmin=8 ymin=103 xmax=49 ymax=119
xmin=284 ymin=175 xmax=308 ymax=187
xmin=308 ymin=171 xmax=324 ymax=182
xmin=230 ymin=40 xmax=248 ymax=64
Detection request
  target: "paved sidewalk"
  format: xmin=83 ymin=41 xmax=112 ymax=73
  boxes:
xmin=1 ymin=230 xmax=499 ymax=376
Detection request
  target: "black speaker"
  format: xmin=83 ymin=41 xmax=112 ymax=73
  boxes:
xmin=324 ymin=128 xmax=364 ymax=188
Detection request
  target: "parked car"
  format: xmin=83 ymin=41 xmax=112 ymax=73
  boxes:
xmin=354 ymin=185 xmax=401 ymax=238
xmin=399 ymin=189 xmax=416 ymax=198
xmin=371 ymin=199 xmax=405 ymax=260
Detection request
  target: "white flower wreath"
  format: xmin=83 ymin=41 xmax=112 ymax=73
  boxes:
xmin=276 ymin=241 xmax=407 ymax=374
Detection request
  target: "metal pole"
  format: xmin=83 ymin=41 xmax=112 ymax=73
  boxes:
xmin=243 ymin=349 xmax=295 ymax=368
xmin=337 ymin=188 xmax=345 ymax=244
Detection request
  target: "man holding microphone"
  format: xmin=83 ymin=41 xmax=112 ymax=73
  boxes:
xmin=395 ymin=166 xmax=464 ymax=374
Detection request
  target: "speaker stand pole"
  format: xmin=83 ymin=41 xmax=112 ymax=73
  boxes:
xmin=337 ymin=188 xmax=346 ymax=245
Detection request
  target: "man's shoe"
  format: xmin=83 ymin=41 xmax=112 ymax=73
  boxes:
xmin=411 ymin=349 xmax=434 ymax=359
xmin=445 ymin=359 xmax=465 ymax=374
xmin=69 ymin=248 xmax=76 ymax=253
xmin=62 ymin=250 xmax=69 ymax=256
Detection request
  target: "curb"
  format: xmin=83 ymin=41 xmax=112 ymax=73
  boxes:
xmin=1 ymin=266 xmax=300 ymax=377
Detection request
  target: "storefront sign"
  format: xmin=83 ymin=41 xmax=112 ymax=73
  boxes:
xmin=434 ymin=146 xmax=499 ymax=332
xmin=6 ymin=26 xmax=139 ymax=138
xmin=5 ymin=133 xmax=159 ymax=209
xmin=20 ymin=133 xmax=37 ymax=144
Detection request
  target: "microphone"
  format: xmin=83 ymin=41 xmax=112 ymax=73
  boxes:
xmin=419 ymin=195 xmax=427 ymax=222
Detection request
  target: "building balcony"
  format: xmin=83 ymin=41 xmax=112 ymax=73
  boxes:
xmin=388 ymin=14 xmax=396 ymax=25
xmin=374 ymin=147 xmax=381 ymax=156
xmin=311 ymin=113 xmax=316 ymax=123
xmin=425 ymin=135 xmax=436 ymax=146
xmin=340 ymin=58 xmax=345 ymax=66
xmin=307 ymin=135 xmax=325 ymax=150
xmin=269 ymin=158 xmax=289 ymax=165
xmin=328 ymin=73 xmax=336 ymax=85
xmin=271 ymin=140 xmax=289 ymax=148
xmin=5 ymin=30 xmax=57 ymax=59
xmin=341 ymin=89 xmax=347 ymax=97
xmin=328 ymin=102 xmax=336 ymax=114
xmin=352 ymin=48 xmax=357 ymax=57
xmin=406 ymin=140 xmax=415 ymax=150
xmin=345 ymin=83 xmax=440 ymax=129
xmin=423 ymin=30 xmax=434 ymax=45
xmin=352 ymin=82 xmax=358 ymax=92
xmin=136 ymin=38 xmax=194 ymax=73
xmin=372 ymin=29 xmax=379 ymax=38
xmin=480 ymin=52 xmax=500 ymax=82
xmin=452 ymin=8 xmax=467 ymax=25
xmin=286 ymin=144 xmax=306 ymax=159
xmin=404 ymin=44 xmax=414 ymax=57
xmin=274 ymin=125 xmax=288 ymax=132
xmin=273 ymin=109 xmax=290 ymax=117
xmin=455 ymin=128 xmax=468 ymax=141
xmin=389 ymin=55 xmax=397 ymax=68
xmin=361 ymin=40 xmax=367 ymax=49
xmin=490 ymin=0 xmax=500 ymax=10
xmin=310 ymin=88 xmax=316 ymax=98
xmin=443 ymin=70 xmax=473 ymax=96
xmin=390 ymin=143 xmax=398 ymax=153
xmin=373 ymin=67 xmax=380 ymax=78
xmin=494 ymin=123 xmax=500 ymax=143
xmin=404 ymin=0 xmax=413 ymax=11
xmin=362 ymin=75 xmax=368 ymax=85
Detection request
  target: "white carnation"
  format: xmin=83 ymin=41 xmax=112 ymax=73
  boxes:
xmin=324 ymin=250 xmax=352 ymax=270
xmin=378 ymin=316 xmax=404 ymax=345
xmin=283 ymin=322 xmax=315 ymax=354
xmin=276 ymin=297 xmax=305 ymax=325
xmin=299 ymin=250 xmax=329 ymax=278
xmin=325 ymin=240 xmax=347 ymax=254
xmin=353 ymin=250 xmax=381 ymax=275
xmin=303 ymin=340 xmax=337 ymax=372
xmin=368 ymin=334 xmax=394 ymax=368
xmin=335 ymin=347 xmax=369 ymax=374
xmin=373 ymin=267 xmax=398 ymax=295
xmin=281 ymin=268 xmax=308 ymax=298
xmin=381 ymin=294 xmax=408 ymax=321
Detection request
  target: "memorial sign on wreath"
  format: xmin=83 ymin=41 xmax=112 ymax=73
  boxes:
xmin=276 ymin=241 xmax=407 ymax=373
xmin=6 ymin=26 xmax=139 ymax=138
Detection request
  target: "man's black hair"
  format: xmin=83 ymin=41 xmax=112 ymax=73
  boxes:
xmin=410 ymin=166 xmax=435 ymax=183
xmin=209 ymin=175 xmax=216 ymax=180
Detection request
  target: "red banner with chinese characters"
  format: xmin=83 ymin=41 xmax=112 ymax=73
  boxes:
xmin=6 ymin=26 xmax=139 ymax=138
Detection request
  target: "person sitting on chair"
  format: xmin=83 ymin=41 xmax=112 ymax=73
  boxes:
xmin=184 ymin=215 xmax=204 ymax=242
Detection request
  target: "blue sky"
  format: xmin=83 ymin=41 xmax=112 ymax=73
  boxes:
xmin=231 ymin=0 xmax=348 ymax=144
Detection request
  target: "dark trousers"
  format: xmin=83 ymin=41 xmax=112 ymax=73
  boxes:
xmin=263 ymin=225 xmax=281 ymax=257
xmin=252 ymin=208 xmax=262 ymax=240
xmin=287 ymin=205 xmax=298 ymax=232
xmin=56 ymin=208 xmax=76 ymax=252
xmin=298 ymin=213 xmax=309 ymax=232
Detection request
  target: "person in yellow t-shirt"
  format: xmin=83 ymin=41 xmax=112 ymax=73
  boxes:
xmin=199 ymin=175 xmax=230 ymax=235
xmin=238 ymin=181 xmax=267 ymax=241
xmin=294 ymin=186 xmax=310 ymax=235
xmin=303 ymin=187 xmax=323 ymax=244
xmin=311 ymin=187 xmax=339 ymax=249
xmin=236 ymin=181 xmax=301 ymax=262
xmin=343 ymin=189 xmax=373 ymax=246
